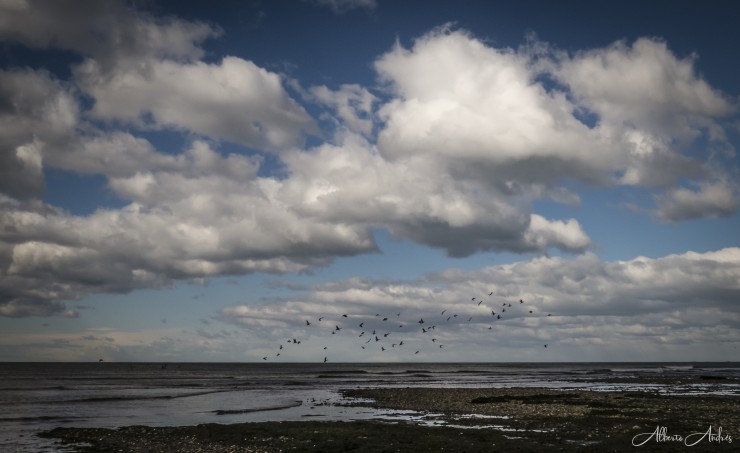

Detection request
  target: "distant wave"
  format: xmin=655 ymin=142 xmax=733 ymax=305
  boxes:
xmin=316 ymin=370 xmax=369 ymax=375
xmin=64 ymin=389 xmax=229 ymax=403
xmin=0 ymin=415 xmax=85 ymax=422
xmin=213 ymin=400 xmax=302 ymax=415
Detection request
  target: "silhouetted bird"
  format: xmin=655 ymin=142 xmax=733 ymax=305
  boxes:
xmin=441 ymin=310 xmax=447 ymax=315
xmin=544 ymin=344 xmax=548 ymax=348
xmin=488 ymin=292 xmax=493 ymax=296
xmin=342 ymin=314 xmax=348 ymax=318
xmin=418 ymin=318 xmax=424 ymax=324
xmin=318 ymin=317 xmax=324 ymax=321
xmin=324 ymin=356 xmax=328 ymax=362
xmin=520 ymin=299 xmax=524 ymax=304
xmin=305 ymin=320 xmax=311 ymax=326
xmin=415 ymin=350 xmax=420 ymax=354
xmin=359 ymin=322 xmax=364 ymax=328
xmin=335 ymin=325 xmax=341 ymax=331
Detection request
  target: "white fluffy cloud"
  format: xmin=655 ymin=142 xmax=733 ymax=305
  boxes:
xmin=76 ymin=57 xmax=318 ymax=149
xmin=279 ymin=133 xmax=591 ymax=256
xmin=0 ymin=69 xmax=78 ymax=199
xmin=0 ymin=0 xmax=217 ymax=65
xmin=553 ymin=37 xmax=735 ymax=188
xmin=655 ymin=180 xmax=739 ymax=222
xmin=0 ymin=141 xmax=379 ymax=316
xmin=374 ymin=29 xmax=621 ymax=185
xmin=310 ymin=84 xmax=376 ymax=136
xmin=221 ymin=248 xmax=740 ymax=361
xmin=1 ymin=0 xmax=317 ymax=150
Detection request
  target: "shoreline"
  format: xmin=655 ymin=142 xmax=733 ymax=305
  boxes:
xmin=40 ymin=387 xmax=740 ymax=452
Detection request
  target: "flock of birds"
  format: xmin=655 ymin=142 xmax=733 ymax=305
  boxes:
xmin=261 ymin=292 xmax=553 ymax=362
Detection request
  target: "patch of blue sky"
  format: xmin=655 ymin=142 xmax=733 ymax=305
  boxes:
xmin=42 ymin=168 xmax=127 ymax=215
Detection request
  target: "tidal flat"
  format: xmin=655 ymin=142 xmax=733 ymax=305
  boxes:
xmin=41 ymin=386 xmax=739 ymax=452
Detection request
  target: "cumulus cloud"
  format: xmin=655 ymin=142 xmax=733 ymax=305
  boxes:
xmin=0 ymin=69 xmax=78 ymax=199
xmin=654 ymin=180 xmax=739 ymax=222
xmin=0 ymin=140 xmax=379 ymax=316
xmin=0 ymin=0 xmax=217 ymax=67
xmin=1 ymin=0 xmax=317 ymax=150
xmin=220 ymin=248 xmax=740 ymax=361
xmin=76 ymin=57 xmax=318 ymax=149
xmin=552 ymin=37 xmax=735 ymax=188
xmin=374 ymin=28 xmax=621 ymax=185
xmin=373 ymin=28 xmax=737 ymax=219
xmin=310 ymin=84 xmax=376 ymax=136
xmin=279 ymin=132 xmax=591 ymax=256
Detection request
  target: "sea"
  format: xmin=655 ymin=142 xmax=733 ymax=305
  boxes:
xmin=1 ymin=361 xmax=739 ymax=452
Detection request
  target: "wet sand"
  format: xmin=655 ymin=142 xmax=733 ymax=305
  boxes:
xmin=40 ymin=387 xmax=739 ymax=452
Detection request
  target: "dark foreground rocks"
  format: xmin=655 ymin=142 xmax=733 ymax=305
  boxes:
xmin=40 ymin=387 xmax=739 ymax=452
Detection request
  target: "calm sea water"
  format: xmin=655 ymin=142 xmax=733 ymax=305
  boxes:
xmin=1 ymin=362 xmax=739 ymax=452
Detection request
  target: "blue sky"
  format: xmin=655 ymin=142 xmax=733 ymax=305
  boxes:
xmin=1 ymin=0 xmax=738 ymax=362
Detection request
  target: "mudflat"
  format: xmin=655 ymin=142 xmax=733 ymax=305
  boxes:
xmin=41 ymin=387 xmax=739 ymax=452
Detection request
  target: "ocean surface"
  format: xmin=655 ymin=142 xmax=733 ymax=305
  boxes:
xmin=1 ymin=361 xmax=739 ymax=452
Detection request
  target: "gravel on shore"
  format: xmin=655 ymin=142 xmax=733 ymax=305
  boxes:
xmin=40 ymin=387 xmax=740 ymax=452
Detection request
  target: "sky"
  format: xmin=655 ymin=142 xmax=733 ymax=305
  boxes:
xmin=1 ymin=0 xmax=739 ymax=362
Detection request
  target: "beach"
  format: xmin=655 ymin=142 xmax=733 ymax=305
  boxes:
xmin=41 ymin=386 xmax=739 ymax=452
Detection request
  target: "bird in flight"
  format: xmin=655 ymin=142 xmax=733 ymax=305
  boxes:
xmin=305 ymin=320 xmax=311 ymax=326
